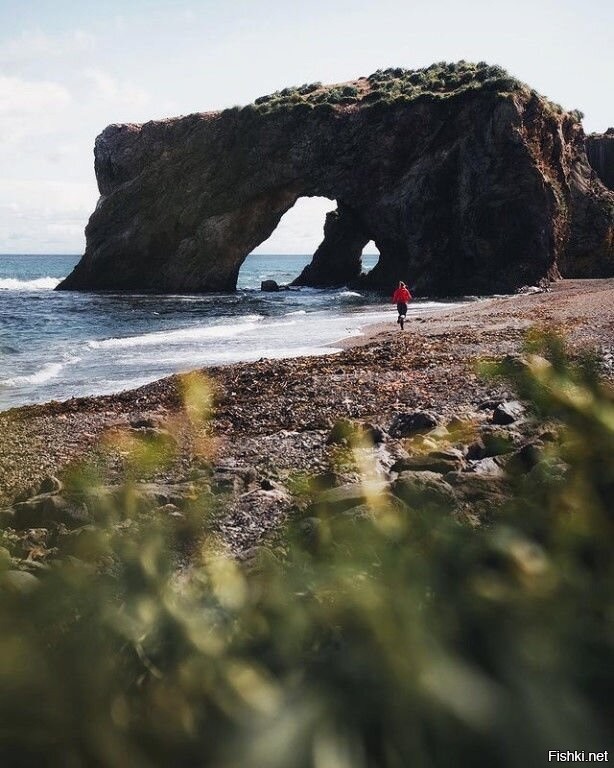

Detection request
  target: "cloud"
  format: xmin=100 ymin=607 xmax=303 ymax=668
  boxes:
xmin=0 ymin=29 xmax=95 ymax=66
xmin=83 ymin=69 xmax=150 ymax=107
xmin=0 ymin=179 xmax=97 ymax=253
xmin=0 ymin=75 xmax=73 ymax=145
xmin=0 ymin=75 xmax=71 ymax=116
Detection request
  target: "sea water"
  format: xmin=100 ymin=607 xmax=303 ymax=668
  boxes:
xmin=0 ymin=254 xmax=458 ymax=410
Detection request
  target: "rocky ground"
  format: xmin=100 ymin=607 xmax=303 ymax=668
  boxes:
xmin=1 ymin=279 xmax=613 ymax=574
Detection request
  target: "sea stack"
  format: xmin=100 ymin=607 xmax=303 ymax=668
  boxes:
xmin=58 ymin=62 xmax=614 ymax=296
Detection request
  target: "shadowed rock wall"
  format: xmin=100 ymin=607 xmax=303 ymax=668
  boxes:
xmin=58 ymin=66 xmax=614 ymax=295
xmin=586 ymin=129 xmax=614 ymax=190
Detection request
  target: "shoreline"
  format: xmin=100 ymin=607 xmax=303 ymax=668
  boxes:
xmin=1 ymin=278 xmax=613 ymax=546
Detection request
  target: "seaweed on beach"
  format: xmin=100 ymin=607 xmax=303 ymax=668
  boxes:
xmin=0 ymin=335 xmax=613 ymax=766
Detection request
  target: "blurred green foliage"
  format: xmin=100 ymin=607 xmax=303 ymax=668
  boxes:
xmin=0 ymin=334 xmax=612 ymax=766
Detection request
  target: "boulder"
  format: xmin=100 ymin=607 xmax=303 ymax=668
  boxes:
xmin=392 ymin=471 xmax=457 ymax=508
xmin=492 ymin=401 xmax=525 ymax=425
xmin=389 ymin=411 xmax=439 ymax=437
xmin=314 ymin=482 xmax=389 ymax=514
xmin=1 ymin=570 xmax=39 ymax=594
xmin=38 ymin=475 xmax=63 ymax=495
xmin=261 ymin=279 xmax=280 ymax=292
xmin=391 ymin=453 xmax=463 ymax=475
xmin=11 ymin=494 xmax=90 ymax=530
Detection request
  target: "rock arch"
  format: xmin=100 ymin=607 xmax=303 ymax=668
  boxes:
xmin=58 ymin=67 xmax=614 ymax=296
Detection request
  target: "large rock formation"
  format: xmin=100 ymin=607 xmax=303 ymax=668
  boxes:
xmin=58 ymin=63 xmax=614 ymax=296
xmin=586 ymin=128 xmax=614 ymax=190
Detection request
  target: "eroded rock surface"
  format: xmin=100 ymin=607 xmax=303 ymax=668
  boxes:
xmin=586 ymin=128 xmax=614 ymax=190
xmin=58 ymin=63 xmax=614 ymax=296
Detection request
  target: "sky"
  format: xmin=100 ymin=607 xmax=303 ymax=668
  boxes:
xmin=0 ymin=0 xmax=612 ymax=255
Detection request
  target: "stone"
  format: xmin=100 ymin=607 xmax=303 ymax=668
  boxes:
xmin=388 ymin=411 xmax=439 ymax=437
xmin=57 ymin=64 xmax=614 ymax=296
xmin=309 ymin=471 xmax=344 ymax=492
xmin=445 ymin=472 xmax=509 ymax=502
xmin=12 ymin=494 xmax=90 ymax=530
xmin=14 ymin=486 xmax=37 ymax=503
xmin=492 ymin=401 xmax=525 ymax=425
xmin=507 ymin=442 xmax=544 ymax=473
xmin=0 ymin=546 xmax=11 ymax=570
xmin=361 ymin=422 xmax=387 ymax=444
xmin=1 ymin=570 xmax=39 ymax=594
xmin=326 ymin=419 xmax=359 ymax=445
xmin=477 ymin=427 xmax=521 ymax=456
xmin=391 ymin=454 xmax=463 ymax=475
xmin=58 ymin=525 xmax=108 ymax=558
xmin=392 ymin=471 xmax=457 ymax=508
xmin=38 ymin=475 xmax=63 ymax=494
xmin=465 ymin=457 xmax=506 ymax=477
xmin=211 ymin=466 xmax=258 ymax=494
xmin=129 ymin=414 xmax=163 ymax=429
xmin=260 ymin=279 xmax=280 ymax=292
xmin=314 ymin=482 xmax=388 ymax=514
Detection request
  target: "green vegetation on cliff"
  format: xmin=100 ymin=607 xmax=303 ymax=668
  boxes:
xmin=243 ymin=61 xmax=530 ymax=115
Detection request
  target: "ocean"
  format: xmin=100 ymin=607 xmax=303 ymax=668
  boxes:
xmin=0 ymin=254 xmax=458 ymax=410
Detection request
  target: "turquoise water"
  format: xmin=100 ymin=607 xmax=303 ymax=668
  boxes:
xmin=0 ymin=254 xmax=457 ymax=409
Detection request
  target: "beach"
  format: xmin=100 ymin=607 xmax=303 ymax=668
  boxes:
xmin=1 ymin=278 xmax=612 ymax=552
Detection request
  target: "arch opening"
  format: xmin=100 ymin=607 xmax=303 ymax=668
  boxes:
xmin=237 ymin=196 xmax=335 ymax=289
xmin=361 ymin=240 xmax=381 ymax=276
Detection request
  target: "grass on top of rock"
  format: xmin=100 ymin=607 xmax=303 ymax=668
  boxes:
xmin=1 ymin=332 xmax=613 ymax=766
xmin=236 ymin=61 xmax=572 ymax=117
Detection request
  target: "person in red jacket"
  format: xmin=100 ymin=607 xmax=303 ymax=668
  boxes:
xmin=391 ymin=281 xmax=412 ymax=329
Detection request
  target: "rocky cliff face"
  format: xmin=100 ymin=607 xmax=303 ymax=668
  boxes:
xmin=586 ymin=129 xmax=614 ymax=190
xmin=58 ymin=63 xmax=614 ymax=295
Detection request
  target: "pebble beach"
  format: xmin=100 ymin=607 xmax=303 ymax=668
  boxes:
xmin=1 ymin=278 xmax=613 ymax=557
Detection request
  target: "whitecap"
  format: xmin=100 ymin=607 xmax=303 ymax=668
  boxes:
xmin=0 ymin=276 xmax=63 ymax=291
xmin=2 ymin=362 xmax=64 ymax=387
xmin=87 ymin=315 xmax=265 ymax=350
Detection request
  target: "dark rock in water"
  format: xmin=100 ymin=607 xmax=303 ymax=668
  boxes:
xmin=261 ymin=279 xmax=280 ymax=292
xmin=57 ymin=63 xmax=614 ymax=296
xmin=586 ymin=129 xmax=614 ymax=190
xmin=389 ymin=411 xmax=439 ymax=437
xmin=492 ymin=400 xmax=525 ymax=425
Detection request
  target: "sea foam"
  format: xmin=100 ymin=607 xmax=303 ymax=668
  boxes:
xmin=2 ymin=362 xmax=64 ymax=387
xmin=0 ymin=276 xmax=62 ymax=291
xmin=87 ymin=315 xmax=265 ymax=350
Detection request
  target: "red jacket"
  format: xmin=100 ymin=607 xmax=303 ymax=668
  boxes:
xmin=392 ymin=286 xmax=411 ymax=303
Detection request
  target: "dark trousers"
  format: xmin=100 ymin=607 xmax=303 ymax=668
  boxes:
xmin=396 ymin=302 xmax=408 ymax=316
